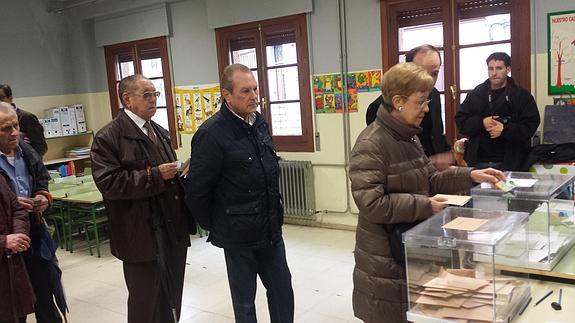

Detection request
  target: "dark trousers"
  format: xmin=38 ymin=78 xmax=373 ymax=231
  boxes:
xmin=24 ymin=256 xmax=62 ymax=323
xmin=122 ymin=245 xmax=187 ymax=323
xmin=224 ymin=239 xmax=294 ymax=323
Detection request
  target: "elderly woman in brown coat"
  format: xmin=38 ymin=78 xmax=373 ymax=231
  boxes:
xmin=0 ymin=175 xmax=35 ymax=323
xmin=349 ymin=63 xmax=504 ymax=323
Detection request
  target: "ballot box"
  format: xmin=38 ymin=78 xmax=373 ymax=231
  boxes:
xmin=471 ymin=172 xmax=575 ymax=271
xmin=404 ymin=207 xmax=531 ymax=323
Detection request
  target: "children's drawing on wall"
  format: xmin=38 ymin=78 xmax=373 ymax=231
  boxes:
xmin=174 ymin=85 xmax=221 ymax=133
xmin=313 ymin=69 xmax=382 ymax=113
xmin=175 ymin=94 xmax=183 ymax=131
xmin=548 ymin=10 xmax=575 ymax=95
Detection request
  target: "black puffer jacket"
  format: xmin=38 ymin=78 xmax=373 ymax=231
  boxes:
xmin=186 ymin=102 xmax=283 ymax=249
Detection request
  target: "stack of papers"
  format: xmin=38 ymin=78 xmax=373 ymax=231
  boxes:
xmin=65 ymin=146 xmax=90 ymax=158
xmin=409 ymin=268 xmax=523 ymax=322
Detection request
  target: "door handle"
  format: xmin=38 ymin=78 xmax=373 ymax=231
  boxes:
xmin=260 ymin=97 xmax=267 ymax=110
xmin=450 ymin=84 xmax=458 ymax=100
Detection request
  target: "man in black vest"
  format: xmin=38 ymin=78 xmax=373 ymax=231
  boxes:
xmin=186 ymin=64 xmax=294 ymax=323
xmin=366 ymin=45 xmax=452 ymax=170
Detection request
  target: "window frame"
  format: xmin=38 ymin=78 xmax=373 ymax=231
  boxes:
xmin=380 ymin=0 xmax=531 ymax=144
xmin=104 ymin=36 xmax=177 ymax=149
xmin=215 ymin=14 xmax=314 ymax=152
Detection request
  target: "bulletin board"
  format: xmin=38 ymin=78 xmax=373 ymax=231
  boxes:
xmin=548 ymin=10 xmax=575 ymax=95
xmin=175 ymin=86 xmax=221 ymax=133
xmin=313 ymin=69 xmax=382 ymax=113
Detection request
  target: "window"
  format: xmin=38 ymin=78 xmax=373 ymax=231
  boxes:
xmin=215 ymin=14 xmax=314 ymax=152
xmin=104 ymin=37 xmax=177 ymax=148
xmin=381 ymin=0 xmax=531 ymax=144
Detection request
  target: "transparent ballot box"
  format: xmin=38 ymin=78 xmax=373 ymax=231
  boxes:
xmin=470 ymin=172 xmax=575 ymax=271
xmin=404 ymin=207 xmax=530 ymax=323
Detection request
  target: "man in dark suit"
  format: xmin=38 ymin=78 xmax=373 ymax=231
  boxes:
xmin=366 ymin=45 xmax=453 ymax=170
xmin=91 ymin=75 xmax=195 ymax=323
xmin=0 ymin=85 xmax=47 ymax=156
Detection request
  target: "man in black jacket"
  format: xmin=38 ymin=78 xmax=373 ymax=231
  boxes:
xmin=0 ymin=102 xmax=65 ymax=323
xmin=366 ymin=45 xmax=452 ymax=169
xmin=185 ymin=64 xmax=294 ymax=323
xmin=0 ymin=85 xmax=47 ymax=156
xmin=455 ymin=52 xmax=540 ymax=171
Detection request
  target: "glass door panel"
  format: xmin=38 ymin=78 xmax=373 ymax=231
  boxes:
xmin=459 ymin=14 xmax=511 ymax=45
xmin=264 ymin=30 xmax=301 ymax=137
xmin=459 ymin=43 xmax=511 ymax=90
xmin=267 ymin=66 xmax=300 ymax=101
xmin=398 ymin=22 xmax=443 ymax=51
xmin=270 ymin=102 xmax=302 ymax=136
xmin=266 ymin=42 xmax=297 ymax=66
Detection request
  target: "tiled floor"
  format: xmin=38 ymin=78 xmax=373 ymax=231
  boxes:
xmin=28 ymin=225 xmax=361 ymax=323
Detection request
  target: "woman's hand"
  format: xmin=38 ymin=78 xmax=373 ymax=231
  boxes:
xmin=6 ymin=233 xmax=31 ymax=253
xmin=470 ymin=168 xmax=505 ymax=184
xmin=429 ymin=196 xmax=447 ymax=214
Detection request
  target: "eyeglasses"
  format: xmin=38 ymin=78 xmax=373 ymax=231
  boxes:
xmin=133 ymin=91 xmax=161 ymax=99
xmin=420 ymin=99 xmax=432 ymax=108
xmin=403 ymin=96 xmax=432 ymax=109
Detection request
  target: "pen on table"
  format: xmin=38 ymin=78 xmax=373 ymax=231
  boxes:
xmin=534 ymin=290 xmax=554 ymax=307
xmin=519 ymin=297 xmax=532 ymax=315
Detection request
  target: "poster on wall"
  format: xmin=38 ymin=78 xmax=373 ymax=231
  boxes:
xmin=548 ymin=10 xmax=575 ymax=95
xmin=313 ymin=69 xmax=382 ymax=113
xmin=174 ymin=86 xmax=221 ymax=133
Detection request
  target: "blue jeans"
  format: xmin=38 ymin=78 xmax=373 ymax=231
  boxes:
xmin=224 ymin=239 xmax=294 ymax=323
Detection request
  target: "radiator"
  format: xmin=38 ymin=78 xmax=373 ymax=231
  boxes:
xmin=278 ymin=160 xmax=315 ymax=218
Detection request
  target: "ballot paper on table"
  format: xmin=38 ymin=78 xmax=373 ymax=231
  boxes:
xmin=433 ymin=194 xmax=472 ymax=206
xmin=481 ymin=178 xmax=538 ymax=191
xmin=442 ymin=217 xmax=488 ymax=231
xmin=507 ymin=178 xmax=538 ymax=187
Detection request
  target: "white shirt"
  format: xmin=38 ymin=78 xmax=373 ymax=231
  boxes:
xmin=229 ymin=108 xmax=256 ymax=126
xmin=124 ymin=108 xmax=150 ymax=136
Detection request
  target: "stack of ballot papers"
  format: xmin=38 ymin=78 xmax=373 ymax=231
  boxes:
xmin=408 ymin=268 xmax=528 ymax=322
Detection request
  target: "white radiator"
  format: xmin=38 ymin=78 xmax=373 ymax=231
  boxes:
xmin=278 ymin=160 xmax=315 ymax=218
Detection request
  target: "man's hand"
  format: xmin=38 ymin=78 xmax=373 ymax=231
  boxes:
xmin=17 ymin=197 xmax=35 ymax=211
xmin=483 ymin=116 xmax=496 ymax=130
xmin=470 ymin=168 xmax=505 ymax=184
xmin=487 ymin=120 xmax=504 ymax=138
xmin=483 ymin=116 xmax=504 ymax=138
xmin=32 ymin=194 xmax=49 ymax=213
xmin=429 ymin=195 xmax=447 ymax=214
xmin=430 ymin=152 xmax=455 ymax=171
xmin=6 ymin=233 xmax=31 ymax=253
xmin=158 ymin=162 xmax=178 ymax=180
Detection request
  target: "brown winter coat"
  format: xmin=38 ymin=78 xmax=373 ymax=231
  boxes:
xmin=0 ymin=175 xmax=35 ymax=321
xmin=349 ymin=106 xmax=473 ymax=323
xmin=91 ymin=110 xmax=194 ymax=262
